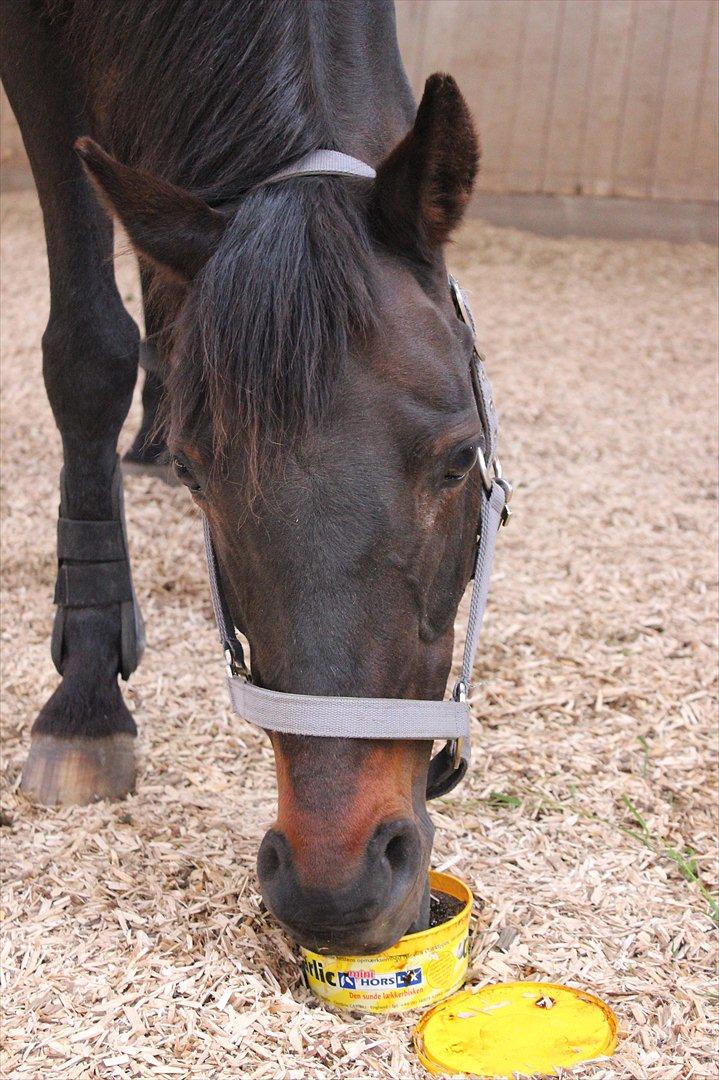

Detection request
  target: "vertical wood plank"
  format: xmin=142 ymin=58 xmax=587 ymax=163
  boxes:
xmin=412 ymin=0 xmax=465 ymax=77
xmin=542 ymin=0 xmax=599 ymax=194
xmin=466 ymin=0 xmax=531 ymax=192
xmin=501 ymin=0 xmax=563 ymax=193
xmin=652 ymin=0 xmax=715 ymax=199
xmin=427 ymin=0 xmax=494 ymax=136
xmin=580 ymin=0 xmax=634 ymax=196
xmin=613 ymin=0 xmax=674 ymax=197
xmin=688 ymin=0 xmax=718 ymax=201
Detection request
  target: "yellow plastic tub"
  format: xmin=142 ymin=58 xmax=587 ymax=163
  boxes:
xmin=300 ymin=870 xmax=472 ymax=1014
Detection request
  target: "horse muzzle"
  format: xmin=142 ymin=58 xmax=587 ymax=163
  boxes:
xmin=257 ymin=818 xmax=429 ymax=954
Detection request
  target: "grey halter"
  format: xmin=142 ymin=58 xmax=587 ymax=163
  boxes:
xmin=202 ymin=150 xmax=511 ymax=799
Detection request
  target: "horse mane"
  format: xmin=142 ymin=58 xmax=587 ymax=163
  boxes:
xmin=49 ymin=0 xmax=379 ymax=472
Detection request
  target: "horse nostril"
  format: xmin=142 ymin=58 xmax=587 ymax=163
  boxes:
xmin=385 ymin=830 xmax=411 ymax=873
xmin=374 ymin=819 xmax=421 ymax=883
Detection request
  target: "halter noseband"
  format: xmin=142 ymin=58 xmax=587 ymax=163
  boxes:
xmin=202 ymin=151 xmax=511 ymax=799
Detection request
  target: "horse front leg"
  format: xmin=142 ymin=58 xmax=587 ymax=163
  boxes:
xmin=3 ymin=4 xmax=143 ymax=805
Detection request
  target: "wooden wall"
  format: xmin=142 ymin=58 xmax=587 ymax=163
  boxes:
xmin=395 ymin=0 xmax=718 ymax=203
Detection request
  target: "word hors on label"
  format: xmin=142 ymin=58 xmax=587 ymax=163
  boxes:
xmin=302 ymin=957 xmax=423 ymax=991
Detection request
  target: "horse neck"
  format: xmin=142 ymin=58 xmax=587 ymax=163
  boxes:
xmin=65 ymin=0 xmax=415 ymax=201
xmin=305 ymin=0 xmax=416 ymax=163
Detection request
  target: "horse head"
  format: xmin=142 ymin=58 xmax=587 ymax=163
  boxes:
xmin=77 ymin=74 xmax=483 ymax=954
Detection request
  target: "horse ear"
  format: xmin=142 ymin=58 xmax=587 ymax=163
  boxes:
xmin=370 ymin=74 xmax=479 ymax=256
xmin=75 ymin=137 xmax=226 ymax=283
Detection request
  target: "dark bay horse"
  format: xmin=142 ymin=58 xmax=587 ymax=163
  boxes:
xmin=2 ymin=0 xmax=482 ymax=954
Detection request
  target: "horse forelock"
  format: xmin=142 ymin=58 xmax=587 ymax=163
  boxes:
xmin=164 ymin=179 xmax=378 ymax=481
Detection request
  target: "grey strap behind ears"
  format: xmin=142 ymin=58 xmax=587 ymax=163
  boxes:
xmin=256 ymin=149 xmax=377 ymax=187
xmin=200 ymin=151 xmax=508 ymax=799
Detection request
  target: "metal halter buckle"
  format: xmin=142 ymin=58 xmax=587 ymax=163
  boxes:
xmin=448 ymin=678 xmax=467 ymax=775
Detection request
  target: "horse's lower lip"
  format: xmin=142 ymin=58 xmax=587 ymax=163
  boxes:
xmin=281 ymin=917 xmax=396 ymax=953
xmin=285 ymin=920 xmax=379 ymax=945
xmin=281 ymin=911 xmax=419 ymax=955
xmin=291 ymin=920 xmax=375 ymax=934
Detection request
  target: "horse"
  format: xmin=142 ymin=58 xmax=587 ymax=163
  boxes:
xmin=2 ymin=0 xmax=485 ymax=955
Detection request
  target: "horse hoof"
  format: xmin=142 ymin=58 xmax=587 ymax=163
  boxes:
xmin=121 ymin=456 xmax=180 ymax=486
xmin=20 ymin=733 xmax=136 ymax=806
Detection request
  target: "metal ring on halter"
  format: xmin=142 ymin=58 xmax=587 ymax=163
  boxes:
xmin=449 ymin=276 xmax=474 ymax=332
xmin=453 ymin=678 xmax=468 ymax=702
xmin=446 ymin=686 xmax=465 ymax=774
xmin=477 ymin=449 xmax=513 ymax=526
xmin=224 ymin=645 xmax=250 ymax=680
xmin=451 ymin=680 xmax=468 ymax=769
xmin=477 ymin=447 xmax=503 ymax=492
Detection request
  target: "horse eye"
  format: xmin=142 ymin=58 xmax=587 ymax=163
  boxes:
xmin=171 ymin=456 xmax=202 ymax=493
xmin=443 ymin=444 xmax=478 ymax=485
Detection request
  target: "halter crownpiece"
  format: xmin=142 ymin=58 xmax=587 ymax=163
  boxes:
xmin=201 ymin=151 xmax=511 ymax=799
xmin=257 ymin=149 xmax=376 ymax=187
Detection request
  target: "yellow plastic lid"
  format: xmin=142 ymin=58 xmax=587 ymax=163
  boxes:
xmin=414 ymin=981 xmax=618 ymax=1078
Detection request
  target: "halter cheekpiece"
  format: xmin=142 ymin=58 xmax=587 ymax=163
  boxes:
xmin=202 ymin=150 xmax=512 ymax=798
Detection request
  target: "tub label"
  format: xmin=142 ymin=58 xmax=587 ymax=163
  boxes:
xmin=303 ymin=958 xmax=423 ymax=990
